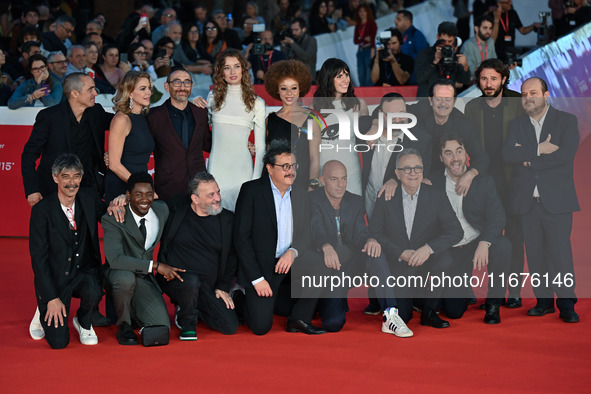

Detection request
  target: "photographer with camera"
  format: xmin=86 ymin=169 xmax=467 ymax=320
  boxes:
xmin=415 ymin=22 xmax=470 ymax=97
xmin=461 ymin=14 xmax=497 ymax=78
xmin=563 ymin=0 xmax=591 ymax=35
xmin=246 ymin=29 xmax=286 ymax=84
xmin=491 ymin=0 xmax=540 ymax=63
xmin=280 ymin=17 xmax=318 ymax=80
xmin=370 ymin=28 xmax=414 ymax=86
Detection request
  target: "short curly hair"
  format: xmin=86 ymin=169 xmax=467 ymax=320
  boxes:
xmin=264 ymin=60 xmax=312 ymax=101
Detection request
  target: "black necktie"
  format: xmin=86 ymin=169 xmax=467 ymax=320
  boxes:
xmin=181 ymin=110 xmax=190 ymax=149
xmin=139 ymin=218 xmax=146 ymax=244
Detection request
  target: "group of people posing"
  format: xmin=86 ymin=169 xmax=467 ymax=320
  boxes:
xmin=23 ymin=47 xmax=580 ymax=349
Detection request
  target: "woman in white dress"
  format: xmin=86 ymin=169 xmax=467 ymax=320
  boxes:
xmin=207 ymin=48 xmax=266 ymax=211
xmin=313 ymin=58 xmax=368 ymax=195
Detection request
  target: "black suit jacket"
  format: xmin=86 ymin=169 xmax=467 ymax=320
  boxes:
xmin=147 ymin=100 xmax=212 ymax=201
xmin=158 ymin=195 xmax=237 ymax=292
xmin=42 ymin=31 xmax=67 ymax=55
xmin=234 ymin=175 xmax=309 ymax=288
xmin=369 ymin=184 xmax=463 ymax=262
xmin=21 ymin=101 xmax=113 ymax=198
xmin=309 ymin=188 xmax=369 ymax=251
xmin=502 ymin=106 xmax=580 ymax=215
xmin=431 ymin=170 xmax=506 ymax=245
xmin=29 ymin=189 xmax=103 ymax=304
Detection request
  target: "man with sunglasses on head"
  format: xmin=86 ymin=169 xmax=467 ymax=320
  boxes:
xmin=146 ymin=67 xmax=211 ymax=202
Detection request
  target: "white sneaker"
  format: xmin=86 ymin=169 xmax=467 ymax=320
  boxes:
xmin=73 ymin=316 xmax=98 ymax=345
xmin=29 ymin=307 xmax=45 ymax=340
xmin=382 ymin=307 xmax=414 ymax=338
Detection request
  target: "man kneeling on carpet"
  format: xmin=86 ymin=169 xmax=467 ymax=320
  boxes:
xmin=30 ymin=154 xmax=107 ymax=349
xmin=102 ymin=172 xmax=184 ymax=345
xmin=156 ymin=172 xmax=239 ymax=341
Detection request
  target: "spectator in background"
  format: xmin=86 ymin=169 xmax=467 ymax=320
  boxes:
xmin=212 ymin=10 xmax=242 ymax=50
xmin=270 ymin=0 xmax=300 ymax=44
xmin=14 ymin=25 xmax=43 ymax=58
xmin=342 ymin=0 xmax=361 ymax=26
xmin=83 ymin=32 xmax=104 ymax=52
xmin=193 ymin=2 xmax=208 ymax=33
xmin=492 ymin=0 xmax=540 ymax=63
xmin=327 ymin=0 xmax=348 ymax=31
xmin=85 ymin=19 xmax=115 ymax=46
xmin=83 ymin=42 xmax=100 ymax=78
xmin=0 ymin=49 xmax=13 ymax=105
xmin=141 ymin=39 xmax=154 ymax=62
xmin=281 ymin=18 xmax=318 ymax=80
xmin=237 ymin=18 xmax=259 ymax=46
xmin=128 ymin=42 xmax=150 ymax=72
xmin=246 ymin=30 xmax=287 ymax=84
xmin=563 ymin=0 xmax=591 ymax=34
xmin=8 ymin=54 xmax=63 ymax=110
xmin=171 ymin=23 xmax=213 ymax=76
xmin=152 ymin=7 xmax=177 ymax=44
xmin=453 ymin=0 xmax=472 ymax=42
xmin=66 ymin=45 xmax=87 ymax=75
xmin=354 ymin=4 xmax=377 ymax=87
xmin=8 ymin=7 xmax=40 ymax=55
xmin=371 ymin=28 xmax=414 ymax=86
xmin=47 ymin=51 xmax=69 ymax=85
xmin=116 ymin=1 xmax=153 ymax=53
xmin=99 ymin=45 xmax=128 ymax=90
xmin=201 ymin=19 xmax=228 ymax=60
xmin=461 ymin=14 xmax=497 ymax=78
xmin=4 ymin=40 xmax=41 ymax=85
xmin=243 ymin=2 xmax=265 ymax=25
xmin=394 ymin=9 xmax=428 ymax=61
xmin=148 ymin=37 xmax=177 ymax=80
xmin=41 ymin=14 xmax=75 ymax=55
xmin=309 ymin=0 xmax=336 ymax=36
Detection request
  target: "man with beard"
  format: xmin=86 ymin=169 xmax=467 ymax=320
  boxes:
xmin=460 ymin=14 xmax=497 ymax=78
xmin=280 ymin=17 xmax=318 ymax=80
xmin=29 ymin=154 xmax=105 ymax=348
xmin=464 ymin=58 xmax=524 ymax=307
xmin=431 ymin=134 xmax=511 ymax=324
xmin=157 ymin=172 xmax=239 ymax=340
xmin=147 ymin=68 xmax=211 ymax=201
xmin=502 ymin=77 xmax=580 ymax=323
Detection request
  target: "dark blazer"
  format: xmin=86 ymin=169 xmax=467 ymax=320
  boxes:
xmin=431 ymin=170 xmax=506 ymax=245
xmin=502 ymin=105 xmax=580 ymax=215
xmin=146 ymin=100 xmax=212 ymax=201
xmin=21 ymin=101 xmax=113 ymax=198
xmin=42 ymin=31 xmax=67 ymax=55
xmin=369 ymin=184 xmax=463 ymax=262
xmin=158 ymin=195 xmax=237 ymax=292
xmin=309 ymin=188 xmax=369 ymax=251
xmin=101 ymin=200 xmax=169 ymax=288
xmin=234 ymin=175 xmax=309 ymax=288
xmin=29 ymin=189 xmax=103 ymax=304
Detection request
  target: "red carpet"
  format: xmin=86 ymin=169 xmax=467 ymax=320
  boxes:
xmin=2 ymin=139 xmax=591 ymax=392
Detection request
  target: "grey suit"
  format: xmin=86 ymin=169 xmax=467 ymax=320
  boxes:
xmin=102 ymin=200 xmax=170 ymax=328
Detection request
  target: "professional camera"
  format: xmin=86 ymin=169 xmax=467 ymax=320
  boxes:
xmin=375 ymin=31 xmax=392 ymax=60
xmin=251 ymin=24 xmax=273 ymax=56
xmin=536 ymin=11 xmax=553 ymax=46
xmin=434 ymin=39 xmax=458 ymax=78
xmin=280 ymin=28 xmax=292 ymax=41
xmin=505 ymin=48 xmax=523 ymax=67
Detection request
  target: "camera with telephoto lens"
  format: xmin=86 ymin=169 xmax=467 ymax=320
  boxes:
xmin=435 ymin=39 xmax=458 ymax=78
xmin=280 ymin=28 xmax=292 ymax=41
xmin=536 ymin=11 xmax=553 ymax=46
xmin=251 ymin=23 xmax=273 ymax=55
xmin=376 ymin=30 xmax=392 ymax=60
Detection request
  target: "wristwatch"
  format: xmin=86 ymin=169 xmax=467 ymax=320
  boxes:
xmin=309 ymin=179 xmax=320 ymax=190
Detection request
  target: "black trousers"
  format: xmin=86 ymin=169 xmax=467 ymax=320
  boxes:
xmin=38 ymin=270 xmax=103 ymax=349
xmin=522 ymin=200 xmax=577 ymax=311
xmin=158 ymin=272 xmax=238 ymax=335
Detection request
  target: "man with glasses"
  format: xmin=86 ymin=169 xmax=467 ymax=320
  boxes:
xmin=369 ymin=149 xmax=463 ymax=330
xmin=48 ymin=51 xmax=69 ymax=84
xmin=211 ymin=9 xmax=242 ymax=49
xmin=42 ymin=14 xmax=76 ymax=55
xmin=146 ymin=68 xmax=211 ymax=202
xmin=152 ymin=7 xmax=178 ymax=44
xmin=234 ymin=139 xmax=326 ymax=335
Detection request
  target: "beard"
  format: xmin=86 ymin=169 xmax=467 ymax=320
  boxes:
xmin=207 ymin=202 xmax=223 ymax=216
xmin=477 ymin=30 xmax=490 ymax=42
xmin=480 ymin=84 xmax=502 ymax=98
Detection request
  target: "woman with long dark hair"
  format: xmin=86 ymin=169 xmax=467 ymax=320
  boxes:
xmin=201 ymin=19 xmax=227 ymax=59
xmin=207 ymin=48 xmax=265 ymax=211
xmin=309 ymin=0 xmax=335 ymax=36
xmin=8 ymin=54 xmax=62 ymax=109
xmin=313 ymin=58 xmax=367 ymax=195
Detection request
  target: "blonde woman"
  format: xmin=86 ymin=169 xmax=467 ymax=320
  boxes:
xmin=104 ymin=71 xmax=154 ymax=202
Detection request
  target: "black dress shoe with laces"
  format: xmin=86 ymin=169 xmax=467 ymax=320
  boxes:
xmin=527 ymin=304 xmax=555 ymax=316
xmin=559 ymin=309 xmax=580 ymax=323
xmin=286 ymin=318 xmax=327 ymax=335
xmin=484 ymin=304 xmax=501 ymax=324
xmin=117 ymin=322 xmax=139 ymax=345
xmin=420 ymin=309 xmax=450 ymax=328
xmin=506 ymin=297 xmax=522 ymax=308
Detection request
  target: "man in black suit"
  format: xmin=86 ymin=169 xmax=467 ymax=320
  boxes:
xmin=21 ymin=72 xmax=113 ymax=206
xmin=464 ymin=59 xmax=525 ymax=307
xmin=157 ymin=172 xmax=239 ymax=340
xmin=302 ymin=160 xmax=381 ymax=332
xmin=29 ymin=154 xmax=104 ymax=349
xmin=234 ymin=139 xmax=326 ymax=335
xmin=432 ymin=134 xmax=511 ymax=324
xmin=369 ymin=149 xmax=463 ymax=329
xmin=146 ymin=68 xmax=211 ymax=201
xmin=41 ymin=14 xmax=75 ymax=55
xmin=502 ymin=77 xmax=580 ymax=323
xmin=102 ymin=172 xmax=185 ymax=345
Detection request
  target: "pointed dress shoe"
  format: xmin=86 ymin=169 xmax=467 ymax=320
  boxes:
xmin=505 ymin=297 xmax=522 ymax=308
xmin=484 ymin=304 xmax=501 ymax=324
xmin=559 ymin=309 xmax=580 ymax=323
xmin=527 ymin=305 xmax=555 ymax=316
xmin=420 ymin=309 xmax=450 ymax=328
xmin=286 ymin=318 xmax=327 ymax=335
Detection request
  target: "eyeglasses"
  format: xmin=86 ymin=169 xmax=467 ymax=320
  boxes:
xmin=189 ymin=30 xmax=199 ymax=34
xmin=60 ymin=25 xmax=74 ymax=34
xmin=272 ymin=163 xmax=298 ymax=171
xmin=168 ymin=79 xmax=193 ymax=87
xmin=397 ymin=165 xmax=423 ymax=175
xmin=206 ymin=26 xmax=217 ymax=31
xmin=134 ymin=51 xmax=147 ymax=56
xmin=244 ymin=22 xmax=254 ymax=26
xmin=49 ymin=60 xmax=68 ymax=65
xmin=164 ymin=13 xmax=176 ymax=18
xmin=31 ymin=65 xmax=47 ymax=72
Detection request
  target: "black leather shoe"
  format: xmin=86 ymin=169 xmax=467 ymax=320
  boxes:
xmin=484 ymin=304 xmax=501 ymax=324
xmin=286 ymin=318 xmax=327 ymax=335
xmin=506 ymin=297 xmax=522 ymax=309
xmin=559 ymin=309 xmax=580 ymax=323
xmin=117 ymin=322 xmax=139 ymax=345
xmin=364 ymin=299 xmax=382 ymax=315
xmin=420 ymin=309 xmax=450 ymax=328
xmin=91 ymin=310 xmax=113 ymax=327
xmin=527 ymin=305 xmax=555 ymax=316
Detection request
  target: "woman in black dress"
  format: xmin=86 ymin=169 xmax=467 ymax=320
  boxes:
xmin=104 ymin=71 xmax=155 ymax=201
xmin=264 ymin=60 xmax=321 ymax=191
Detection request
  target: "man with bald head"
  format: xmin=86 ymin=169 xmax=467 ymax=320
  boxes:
xmin=302 ymin=160 xmax=381 ymax=332
xmin=247 ymin=29 xmax=287 ymax=84
xmin=147 ymin=68 xmax=211 ymax=201
xmin=502 ymin=77 xmax=580 ymax=323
